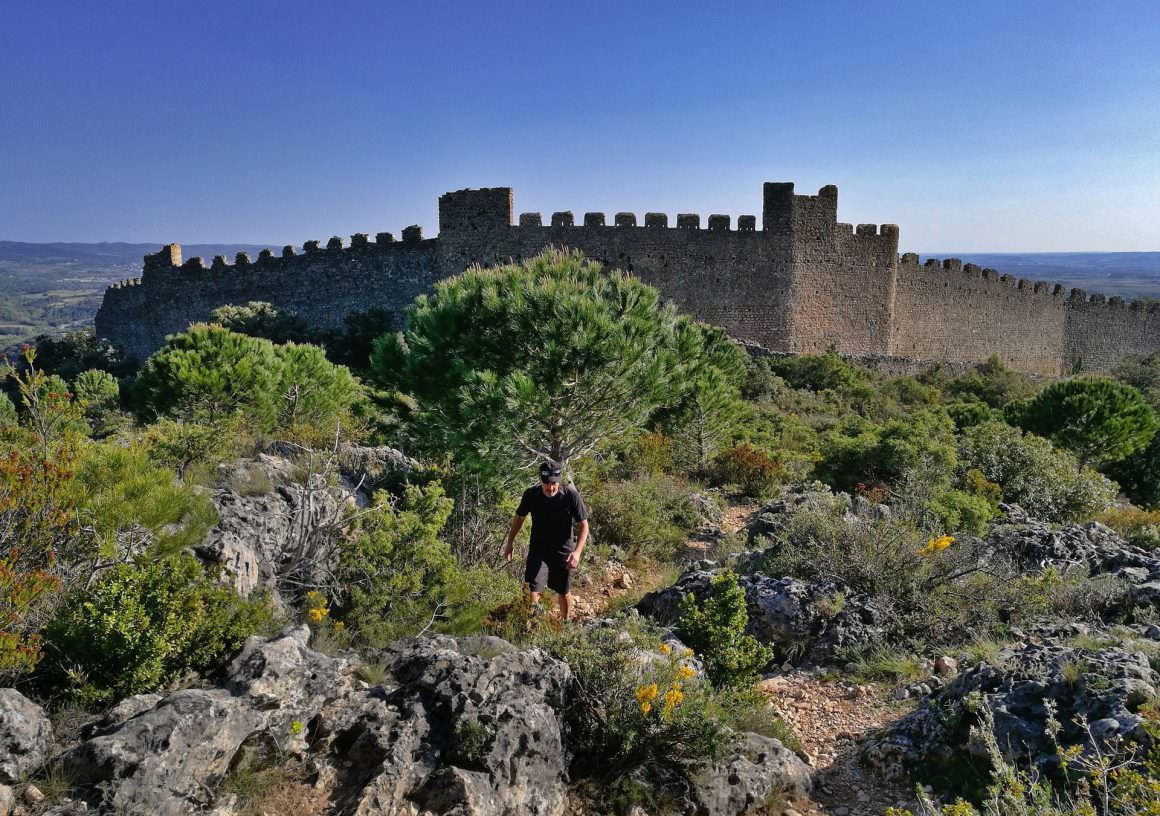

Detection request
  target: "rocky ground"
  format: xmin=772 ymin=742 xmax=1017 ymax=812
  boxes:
xmin=5 ymin=461 xmax=1160 ymax=815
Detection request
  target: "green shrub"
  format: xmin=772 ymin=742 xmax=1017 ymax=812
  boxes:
xmin=210 ymin=301 xmax=313 ymax=344
xmin=927 ymin=489 xmax=996 ymax=536
xmin=584 ymin=473 xmax=701 ymax=561
xmin=881 ymin=376 xmax=942 ymax=407
xmin=676 ymin=571 xmax=773 ymax=687
xmin=134 ymin=325 xmax=360 ymax=438
xmin=542 ymin=626 xmax=733 ymax=778
xmin=67 ymin=441 xmax=218 ymax=563
xmin=946 ymin=402 xmax=996 ymax=429
xmin=944 ymin=354 xmax=1039 ymax=408
xmin=339 ymin=482 xmax=457 ymax=645
xmin=1104 ymin=433 xmax=1160 ymax=509
xmin=40 ymin=554 xmax=273 ymax=700
xmin=818 ymin=410 xmax=957 ymax=491
xmin=0 ymin=392 xmax=15 ymax=427
xmin=958 ymin=421 xmax=1118 ymax=522
xmin=755 ymin=506 xmax=1022 ymax=651
xmin=769 ymin=348 xmax=867 ymax=392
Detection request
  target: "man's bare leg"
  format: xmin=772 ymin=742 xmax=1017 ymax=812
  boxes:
xmin=559 ymin=592 xmax=572 ymax=621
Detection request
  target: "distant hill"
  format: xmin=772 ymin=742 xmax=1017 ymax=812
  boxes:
xmin=918 ymin=252 xmax=1160 ymax=301
xmin=2 ymin=242 xmax=1159 ymax=352
xmin=0 ymin=241 xmax=275 ymax=350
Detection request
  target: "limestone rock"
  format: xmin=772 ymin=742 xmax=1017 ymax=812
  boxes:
xmin=0 ymin=688 xmax=53 ymax=783
xmin=864 ymin=641 xmax=1159 ymax=780
xmin=62 ymin=627 xmax=349 ymax=815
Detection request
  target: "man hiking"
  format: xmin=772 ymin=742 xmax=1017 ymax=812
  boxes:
xmin=503 ymin=462 xmax=589 ymax=620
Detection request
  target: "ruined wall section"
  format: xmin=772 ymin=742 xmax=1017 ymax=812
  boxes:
xmin=890 ymin=255 xmax=1068 ymax=375
xmin=95 ymin=234 xmax=439 ymax=361
xmin=1064 ymin=294 xmax=1160 ymax=373
xmin=436 ymin=188 xmax=797 ymax=351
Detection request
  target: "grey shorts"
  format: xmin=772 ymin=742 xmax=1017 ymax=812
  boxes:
xmin=524 ymin=547 xmax=573 ymax=594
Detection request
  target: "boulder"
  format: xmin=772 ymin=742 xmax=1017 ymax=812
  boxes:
xmin=0 ymin=688 xmax=53 ymax=783
xmin=864 ymin=641 xmax=1159 ymax=782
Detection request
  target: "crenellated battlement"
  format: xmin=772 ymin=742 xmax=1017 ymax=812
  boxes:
xmin=97 ymin=179 xmax=1160 ymax=374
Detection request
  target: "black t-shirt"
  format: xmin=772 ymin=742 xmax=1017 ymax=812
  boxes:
xmin=516 ymin=484 xmax=588 ymax=553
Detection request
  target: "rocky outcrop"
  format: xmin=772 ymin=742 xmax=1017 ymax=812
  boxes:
xmin=197 ymin=445 xmax=415 ymax=605
xmin=53 ymin=626 xmax=808 ymax=816
xmin=864 ymin=641 xmax=1159 ymax=784
xmin=0 ymin=688 xmax=53 ymax=783
xmin=985 ymin=504 xmax=1160 ymax=610
xmin=62 ymin=626 xmax=349 ymax=815
xmin=637 ymin=568 xmax=895 ymax=665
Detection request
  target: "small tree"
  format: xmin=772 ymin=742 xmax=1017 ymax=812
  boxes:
xmin=676 ymin=571 xmax=772 ymax=687
xmin=1014 ymin=376 xmax=1158 ymax=469
xmin=373 ymin=249 xmax=729 ymax=482
xmin=134 ymin=324 xmax=284 ymax=426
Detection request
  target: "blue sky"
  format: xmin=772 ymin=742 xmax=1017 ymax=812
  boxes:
xmin=3 ymin=0 xmax=1159 ymax=250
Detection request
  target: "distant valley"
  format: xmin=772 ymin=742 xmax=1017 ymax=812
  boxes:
xmin=2 ymin=241 xmax=1160 ymax=351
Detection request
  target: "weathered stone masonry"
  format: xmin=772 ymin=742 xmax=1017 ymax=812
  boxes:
xmin=95 ymin=182 xmax=1160 ymax=374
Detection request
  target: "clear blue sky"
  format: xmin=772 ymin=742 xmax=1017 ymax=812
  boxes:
xmin=3 ymin=0 xmax=1159 ymax=251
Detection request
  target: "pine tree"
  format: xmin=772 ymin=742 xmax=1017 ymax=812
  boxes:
xmin=372 ymin=249 xmax=737 ymax=483
xmin=1015 ymin=376 xmax=1159 ymax=469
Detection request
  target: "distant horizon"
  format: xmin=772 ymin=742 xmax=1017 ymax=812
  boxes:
xmin=7 ymin=239 xmax=1160 ymax=258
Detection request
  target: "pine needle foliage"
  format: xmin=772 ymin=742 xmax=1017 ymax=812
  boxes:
xmin=373 ymin=249 xmax=732 ymax=483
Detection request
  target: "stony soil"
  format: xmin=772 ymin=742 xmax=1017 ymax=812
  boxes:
xmin=759 ymin=673 xmax=919 ymax=816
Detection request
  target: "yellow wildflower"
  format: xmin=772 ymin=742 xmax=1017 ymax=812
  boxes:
xmin=289 ymin=720 xmax=305 ymax=736
xmin=918 ymin=535 xmax=955 ymax=557
xmin=334 ymin=621 xmax=345 ymax=630
xmin=679 ymin=665 xmax=696 ymax=680
xmin=661 ymin=683 xmax=685 ymax=719
xmin=307 ymin=607 xmax=326 ymax=622
xmin=640 ymin=701 xmax=652 ymax=715
xmin=658 ymin=643 xmax=671 ymax=654
xmin=683 ymin=648 xmax=694 ymax=658
xmin=635 ymin=683 xmax=659 ymax=705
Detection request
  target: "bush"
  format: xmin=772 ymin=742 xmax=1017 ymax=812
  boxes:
xmin=958 ymin=421 xmax=1118 ymax=522
xmin=755 ymin=507 xmax=1022 ymax=650
xmin=944 ymin=354 xmax=1039 ymax=408
xmin=67 ymin=441 xmax=218 ymax=564
xmin=676 ymin=571 xmax=773 ymax=687
xmin=1105 ymin=433 xmax=1160 ymax=509
xmin=542 ymin=626 xmax=733 ymax=778
xmin=946 ymin=402 xmax=997 ymax=430
xmin=706 ymin=443 xmax=780 ymax=498
xmin=210 ymin=301 xmax=313 ymax=344
xmin=339 ymin=482 xmax=457 ymax=645
xmin=134 ymin=324 xmax=284 ymax=426
xmin=926 ymin=489 xmax=996 ymax=536
xmin=769 ymin=348 xmax=866 ymax=392
xmin=135 ymin=325 xmax=361 ymax=438
xmin=584 ymin=473 xmax=701 ymax=562
xmin=40 ymin=554 xmax=272 ymax=700
xmin=1094 ymin=505 xmax=1160 ymax=551
xmin=0 ymin=392 xmax=15 ymax=427
xmin=27 ymin=330 xmax=131 ymax=380
xmin=818 ymin=410 xmax=957 ymax=491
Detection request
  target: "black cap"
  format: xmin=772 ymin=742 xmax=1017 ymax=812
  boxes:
xmin=539 ymin=462 xmax=562 ymax=483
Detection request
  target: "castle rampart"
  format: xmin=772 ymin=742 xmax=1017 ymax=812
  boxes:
xmin=94 ymin=182 xmax=1160 ymax=374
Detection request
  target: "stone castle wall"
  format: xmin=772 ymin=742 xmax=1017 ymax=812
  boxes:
xmin=94 ymin=182 xmax=1160 ymax=374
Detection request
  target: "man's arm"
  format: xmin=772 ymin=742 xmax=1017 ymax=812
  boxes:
xmin=503 ymin=514 xmax=526 ymax=562
xmin=566 ymin=519 xmax=589 ymax=570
